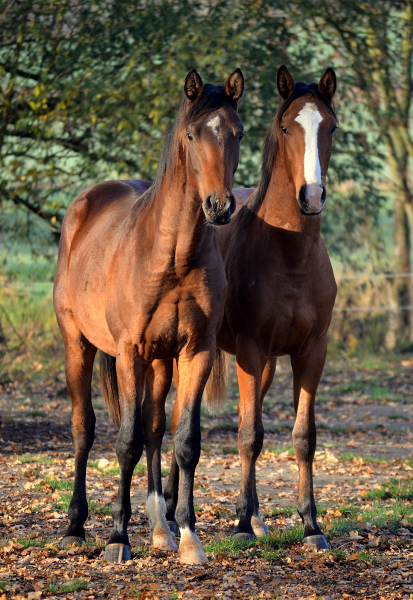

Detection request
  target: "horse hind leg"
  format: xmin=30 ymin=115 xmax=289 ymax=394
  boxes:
xmin=250 ymin=356 xmax=276 ymax=537
xmin=143 ymin=359 xmax=177 ymax=551
xmin=60 ymin=317 xmax=97 ymax=546
xmin=291 ymin=337 xmax=329 ymax=550
xmin=233 ymin=339 xmax=264 ymax=541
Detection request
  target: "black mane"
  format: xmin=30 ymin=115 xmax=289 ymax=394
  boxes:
xmin=237 ymin=82 xmax=337 ymax=228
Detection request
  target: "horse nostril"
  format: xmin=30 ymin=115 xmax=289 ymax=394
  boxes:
xmin=227 ymin=194 xmax=236 ymax=216
xmin=204 ymin=195 xmax=214 ymax=213
xmin=299 ymin=185 xmax=308 ymax=208
xmin=320 ymin=185 xmax=326 ymax=204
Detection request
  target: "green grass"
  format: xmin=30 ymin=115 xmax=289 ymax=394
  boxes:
xmin=88 ymin=461 xmax=146 ymax=476
xmin=27 ymin=410 xmax=46 ymax=417
xmin=222 ymin=446 xmax=238 ymax=455
xmin=365 ymin=478 xmax=413 ymax=501
xmin=267 ymin=444 xmax=294 ymax=456
xmin=0 ymin=580 xmax=10 ymax=591
xmin=45 ymin=579 xmax=88 ymax=593
xmin=16 ymin=454 xmax=55 ymax=465
xmin=268 ymin=505 xmax=295 ymax=517
xmin=358 ymin=550 xmax=380 ymax=565
xmin=327 ymin=497 xmax=413 ymax=537
xmin=17 ymin=538 xmax=49 ymax=550
xmin=130 ymin=587 xmax=144 ymax=598
xmin=38 ymin=477 xmax=73 ymax=491
xmin=51 ymin=493 xmax=111 ymax=515
xmin=340 ymin=453 xmax=386 ymax=464
xmin=205 ymin=525 xmax=303 ymax=559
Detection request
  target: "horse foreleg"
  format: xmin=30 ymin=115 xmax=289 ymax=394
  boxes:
xmin=104 ymin=342 xmax=146 ymax=563
xmin=142 ymin=359 xmax=177 ymax=551
xmin=61 ymin=318 xmax=97 ymax=546
xmin=250 ymin=356 xmax=276 ymax=537
xmin=291 ymin=336 xmax=328 ymax=550
xmin=173 ymin=342 xmax=214 ymax=565
xmin=234 ymin=339 xmax=264 ymax=540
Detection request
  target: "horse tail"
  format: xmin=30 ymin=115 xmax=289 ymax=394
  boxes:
xmin=204 ymin=348 xmax=229 ymax=414
xmin=99 ymin=351 xmax=121 ymax=428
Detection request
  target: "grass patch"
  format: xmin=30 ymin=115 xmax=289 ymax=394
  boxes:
xmin=51 ymin=493 xmax=110 ymax=515
xmin=205 ymin=525 xmax=302 ymax=559
xmin=326 ymin=495 xmax=413 ymax=538
xmin=17 ymin=538 xmax=49 ymax=550
xmin=16 ymin=454 xmax=54 ymax=465
xmin=222 ymin=446 xmax=238 ymax=455
xmin=267 ymin=444 xmax=294 ymax=456
xmin=268 ymin=505 xmax=295 ymax=517
xmin=358 ymin=550 xmax=380 ymax=565
xmin=0 ymin=581 xmax=10 ymax=591
xmin=340 ymin=453 xmax=386 ymax=464
xmin=130 ymin=587 xmax=144 ymax=598
xmin=161 ymin=466 xmax=171 ymax=477
xmin=45 ymin=578 xmax=88 ymax=593
xmin=39 ymin=477 xmax=73 ymax=491
xmin=88 ymin=461 xmax=146 ymax=476
xmin=365 ymin=478 xmax=413 ymax=501
xmin=88 ymin=500 xmax=111 ymax=516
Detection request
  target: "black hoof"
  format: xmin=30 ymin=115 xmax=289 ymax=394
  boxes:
xmin=232 ymin=532 xmax=255 ymax=541
xmin=61 ymin=536 xmax=84 ymax=548
xmin=167 ymin=520 xmax=178 ymax=536
xmin=103 ymin=543 xmax=131 ymax=563
xmin=302 ymin=534 xmax=329 ymax=550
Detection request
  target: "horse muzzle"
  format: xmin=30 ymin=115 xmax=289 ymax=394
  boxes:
xmin=297 ymin=184 xmax=326 ymax=216
xmin=203 ymin=193 xmax=236 ymax=226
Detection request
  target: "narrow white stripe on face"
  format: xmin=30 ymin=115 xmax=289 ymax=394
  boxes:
xmin=294 ymin=103 xmax=323 ymax=185
xmin=207 ymin=114 xmax=222 ymax=143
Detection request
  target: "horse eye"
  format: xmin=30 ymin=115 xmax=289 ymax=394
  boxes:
xmin=331 ymin=125 xmax=338 ymax=134
xmin=281 ymin=125 xmax=289 ymax=135
xmin=187 ymin=132 xmax=194 ymax=141
xmin=238 ymin=132 xmax=244 ymax=141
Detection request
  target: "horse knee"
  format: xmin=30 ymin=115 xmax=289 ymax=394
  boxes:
xmin=292 ymin=429 xmax=316 ymax=461
xmin=238 ymin=424 xmax=264 ymax=461
xmin=71 ymin=410 xmax=95 ymax=453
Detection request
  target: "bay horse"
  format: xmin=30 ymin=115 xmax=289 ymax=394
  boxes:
xmin=158 ymin=66 xmax=337 ymax=550
xmin=53 ymin=68 xmax=245 ymax=565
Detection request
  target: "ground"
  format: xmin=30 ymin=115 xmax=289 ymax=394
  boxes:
xmin=0 ymin=354 xmax=412 ymax=600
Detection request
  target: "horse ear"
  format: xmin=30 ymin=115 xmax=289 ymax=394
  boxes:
xmin=277 ymin=65 xmax=295 ymax=100
xmin=318 ymin=68 xmax=336 ymax=102
xmin=184 ymin=69 xmax=204 ymax=102
xmin=225 ymin=68 xmax=244 ymax=103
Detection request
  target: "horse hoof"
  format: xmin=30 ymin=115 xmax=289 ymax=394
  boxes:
xmin=179 ymin=546 xmax=208 ymax=565
xmin=167 ymin=520 xmax=178 ymax=536
xmin=103 ymin=543 xmax=131 ymax=563
xmin=152 ymin=534 xmax=178 ymax=552
xmin=61 ymin=536 xmax=84 ymax=547
xmin=251 ymin=515 xmax=269 ymax=537
xmin=232 ymin=532 xmax=255 ymax=541
xmin=302 ymin=534 xmax=329 ymax=550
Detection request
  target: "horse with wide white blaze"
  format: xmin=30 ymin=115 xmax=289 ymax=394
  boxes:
xmin=156 ymin=65 xmax=338 ymax=550
xmin=53 ymin=67 xmax=245 ymax=565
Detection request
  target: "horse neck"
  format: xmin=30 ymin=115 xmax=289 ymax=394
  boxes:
xmin=258 ymin=147 xmax=322 ymax=240
xmin=149 ymin=172 xmax=213 ymax=268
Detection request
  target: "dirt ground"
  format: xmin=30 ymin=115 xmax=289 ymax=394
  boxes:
xmin=0 ymin=354 xmax=412 ymax=600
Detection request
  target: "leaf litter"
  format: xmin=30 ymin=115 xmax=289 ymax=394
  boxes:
xmin=0 ymin=355 xmax=412 ymax=599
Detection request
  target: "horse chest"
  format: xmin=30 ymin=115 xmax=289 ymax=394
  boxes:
xmin=119 ymin=274 xmax=225 ymax=362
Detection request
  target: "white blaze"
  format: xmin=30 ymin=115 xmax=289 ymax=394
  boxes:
xmin=207 ymin=114 xmax=222 ymax=143
xmin=294 ymin=103 xmax=323 ymax=185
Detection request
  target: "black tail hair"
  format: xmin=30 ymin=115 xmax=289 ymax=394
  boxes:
xmin=99 ymin=351 xmax=121 ymax=428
